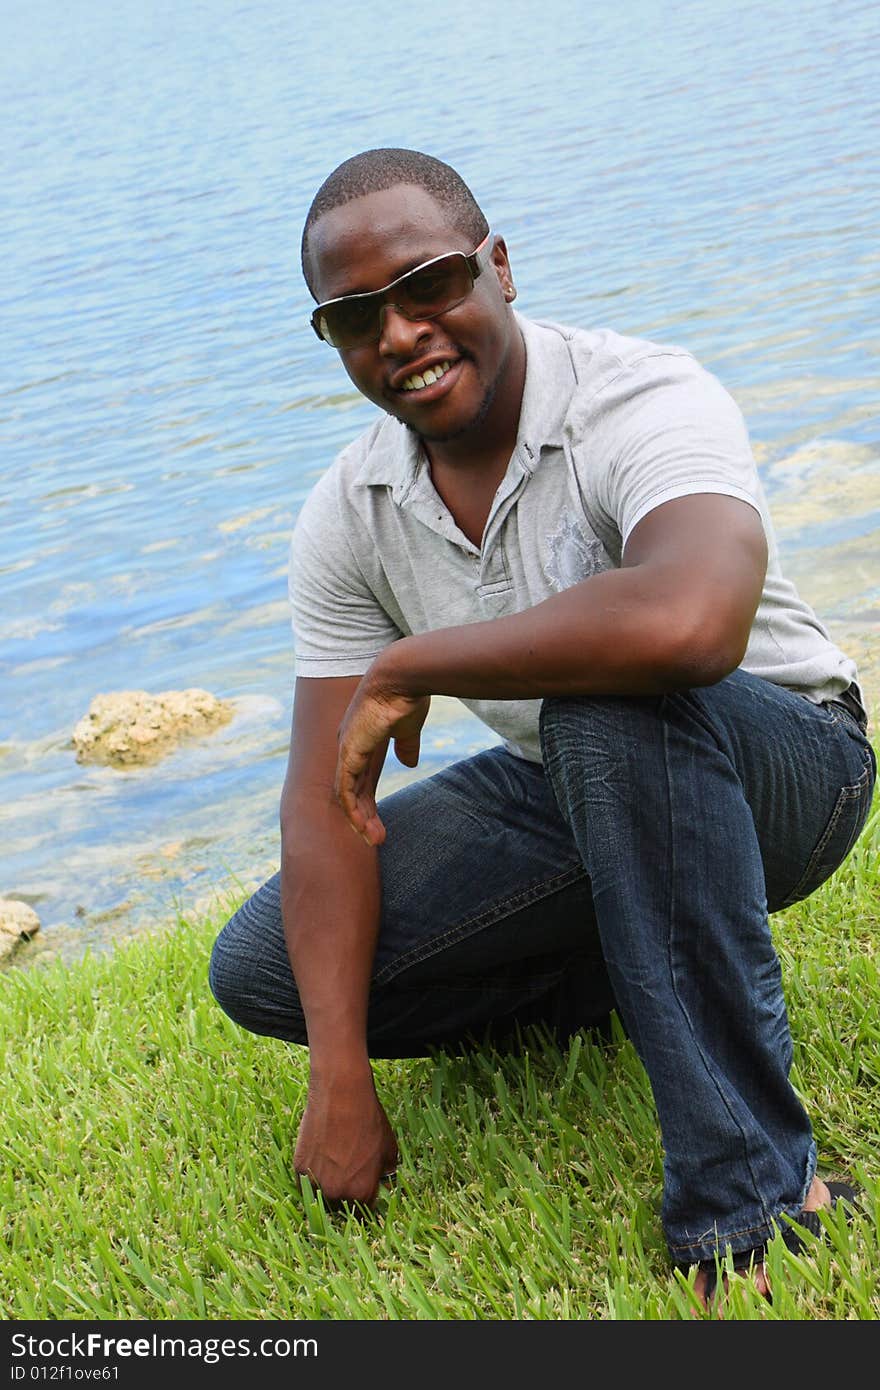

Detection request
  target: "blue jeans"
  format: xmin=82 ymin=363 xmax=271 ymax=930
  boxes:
xmin=209 ymin=670 xmax=875 ymax=1265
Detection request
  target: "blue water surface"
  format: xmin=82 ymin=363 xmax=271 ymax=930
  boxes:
xmin=2 ymin=0 xmax=878 ymax=964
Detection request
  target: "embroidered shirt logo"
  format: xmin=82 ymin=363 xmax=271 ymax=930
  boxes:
xmin=544 ymin=514 xmax=611 ymax=591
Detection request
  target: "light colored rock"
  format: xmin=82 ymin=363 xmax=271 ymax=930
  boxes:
xmin=0 ymin=899 xmax=41 ymax=963
xmin=72 ymin=688 xmax=234 ymax=767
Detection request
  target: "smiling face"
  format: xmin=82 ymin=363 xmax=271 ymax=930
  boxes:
xmin=306 ymin=185 xmax=525 ymax=452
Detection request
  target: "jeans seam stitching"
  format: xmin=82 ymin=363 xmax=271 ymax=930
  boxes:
xmin=372 ymin=863 xmax=587 ymax=986
xmin=668 ymin=1212 xmax=796 ymax=1255
xmin=662 ymin=711 xmax=774 ymax=1230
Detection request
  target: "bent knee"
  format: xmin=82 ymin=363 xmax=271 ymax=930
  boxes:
xmin=207 ymin=918 xmax=242 ymax=1018
xmin=208 ymin=914 xmax=263 ymax=1031
xmin=207 ymin=880 xmax=306 ymax=1043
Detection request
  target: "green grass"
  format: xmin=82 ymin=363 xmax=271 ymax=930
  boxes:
xmin=2 ymin=771 xmax=878 ymax=1321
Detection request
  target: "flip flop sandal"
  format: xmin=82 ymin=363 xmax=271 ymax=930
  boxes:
xmin=778 ymin=1178 xmax=860 ymax=1254
xmin=687 ymin=1179 xmax=860 ymax=1305
xmin=691 ymin=1243 xmax=768 ymax=1305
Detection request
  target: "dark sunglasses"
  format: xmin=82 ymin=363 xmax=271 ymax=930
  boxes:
xmin=310 ymin=233 xmax=495 ymax=349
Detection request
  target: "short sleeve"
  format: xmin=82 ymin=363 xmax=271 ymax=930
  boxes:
xmin=583 ymin=352 xmax=764 ymax=550
xmin=288 ymin=473 xmax=403 ymax=678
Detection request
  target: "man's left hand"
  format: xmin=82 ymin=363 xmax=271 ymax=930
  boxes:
xmin=334 ymin=662 xmax=430 ymax=845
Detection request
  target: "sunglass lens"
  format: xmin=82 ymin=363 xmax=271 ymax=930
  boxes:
xmin=317 ymin=253 xmax=474 ymax=348
xmin=320 ymin=295 xmax=379 ymax=349
xmin=396 ymin=256 xmax=470 ymax=317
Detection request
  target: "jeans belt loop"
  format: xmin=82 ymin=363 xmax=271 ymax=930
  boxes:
xmin=830 ymin=681 xmax=869 ymax=734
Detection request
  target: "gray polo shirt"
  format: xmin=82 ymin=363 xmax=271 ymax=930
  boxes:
xmin=289 ymin=313 xmax=859 ymax=763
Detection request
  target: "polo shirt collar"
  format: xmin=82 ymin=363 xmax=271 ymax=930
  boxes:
xmin=353 ymin=312 xmax=574 ymax=499
xmin=514 ymin=312 xmax=573 ymax=466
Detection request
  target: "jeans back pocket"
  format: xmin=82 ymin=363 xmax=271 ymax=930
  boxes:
xmin=780 ymin=735 xmax=876 ymax=908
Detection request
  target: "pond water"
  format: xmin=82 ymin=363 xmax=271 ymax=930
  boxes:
xmin=2 ymin=0 xmax=878 ymax=970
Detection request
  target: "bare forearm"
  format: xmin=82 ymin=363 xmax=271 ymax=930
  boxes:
xmin=379 ymin=567 xmax=737 ymax=703
xmin=281 ymin=801 xmax=380 ymax=1073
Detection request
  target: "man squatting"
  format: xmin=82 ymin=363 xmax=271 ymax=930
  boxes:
xmin=209 ymin=148 xmax=876 ymax=1306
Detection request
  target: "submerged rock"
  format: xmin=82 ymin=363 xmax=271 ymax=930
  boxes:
xmin=0 ymin=899 xmax=41 ymax=963
xmin=72 ymin=688 xmax=234 ymax=767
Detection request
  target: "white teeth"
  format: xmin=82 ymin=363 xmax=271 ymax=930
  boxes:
xmin=401 ymin=360 xmax=452 ymax=392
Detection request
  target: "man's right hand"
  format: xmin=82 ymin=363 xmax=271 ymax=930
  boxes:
xmin=282 ymin=676 xmax=399 ymax=1209
xmin=293 ymin=1068 xmax=399 ymax=1209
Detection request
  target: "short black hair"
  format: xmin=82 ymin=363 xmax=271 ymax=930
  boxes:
xmin=301 ymin=148 xmax=489 ymax=297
